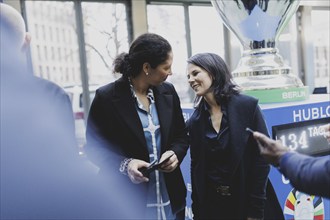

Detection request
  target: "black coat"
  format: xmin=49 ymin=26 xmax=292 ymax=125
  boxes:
xmin=187 ymin=94 xmax=283 ymax=220
xmin=86 ymin=77 xmax=189 ymax=217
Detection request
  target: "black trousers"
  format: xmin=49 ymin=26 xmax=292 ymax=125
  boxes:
xmin=197 ymin=186 xmax=243 ymax=220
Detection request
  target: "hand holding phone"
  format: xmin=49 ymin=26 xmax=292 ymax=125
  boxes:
xmin=138 ymin=160 xmax=157 ymax=177
xmin=153 ymin=153 xmax=174 ymax=170
xmin=139 ymin=153 xmax=174 ymax=177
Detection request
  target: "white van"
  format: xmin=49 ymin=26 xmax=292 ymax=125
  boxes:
xmin=64 ymin=85 xmax=99 ymax=120
xmin=64 ymin=85 xmax=99 ymax=150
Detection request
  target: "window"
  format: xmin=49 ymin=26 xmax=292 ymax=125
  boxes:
xmin=147 ymin=4 xmax=190 ymax=103
xmin=41 ymin=25 xmax=46 ymax=40
xmin=34 ymin=24 xmax=39 ymax=39
xmin=44 ymin=46 xmax=48 ymax=61
xmin=81 ymin=2 xmax=130 ymax=86
xmin=56 ymin=27 xmax=60 ymax=42
xmin=25 ymin=1 xmax=81 ymax=87
xmin=189 ymin=5 xmax=224 ymax=57
xmin=51 ymin=47 xmax=55 ymax=60
xmin=58 ymin=48 xmax=61 ymax=61
xmin=68 ymin=30 xmax=72 ymax=43
xmin=49 ymin=27 xmax=53 ymax=41
xmin=146 ymin=1 xmax=323 ymax=101
xmin=23 ymin=0 xmax=328 ymax=149
xmin=39 ymin=65 xmax=43 ymax=77
xmin=62 ymin=28 xmax=66 ymax=42
xmin=147 ymin=2 xmax=227 ymax=103
xmin=311 ymin=9 xmax=330 ymax=91
xmin=276 ymin=15 xmax=299 ymax=76
xmin=46 ymin=66 xmax=50 ymax=79
xmin=25 ymin=0 xmax=130 ymax=90
xmin=36 ymin=45 xmax=41 ymax=60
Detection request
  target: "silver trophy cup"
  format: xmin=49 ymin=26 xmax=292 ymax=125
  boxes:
xmin=211 ymin=0 xmax=308 ymax=103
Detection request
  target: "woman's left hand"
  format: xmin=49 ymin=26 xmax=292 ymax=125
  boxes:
xmin=159 ymin=150 xmax=178 ymax=173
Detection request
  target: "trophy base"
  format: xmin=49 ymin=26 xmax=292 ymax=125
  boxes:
xmin=242 ymin=86 xmax=309 ymax=103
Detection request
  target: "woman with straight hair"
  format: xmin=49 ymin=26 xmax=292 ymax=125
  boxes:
xmin=186 ymin=53 xmax=283 ymax=220
xmin=86 ymin=33 xmax=188 ymax=220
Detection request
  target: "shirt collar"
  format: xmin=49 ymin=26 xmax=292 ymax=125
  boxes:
xmin=203 ymin=99 xmax=227 ymax=115
xmin=128 ymin=78 xmax=155 ymax=109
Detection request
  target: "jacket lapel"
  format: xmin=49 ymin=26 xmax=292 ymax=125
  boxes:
xmin=190 ymin=103 xmax=207 ymax=201
xmin=192 ymin=102 xmax=207 ymax=158
xmin=112 ymin=77 xmax=147 ymax=150
xmin=154 ymin=84 xmax=173 ymax=152
xmin=227 ymin=96 xmax=253 ymax=176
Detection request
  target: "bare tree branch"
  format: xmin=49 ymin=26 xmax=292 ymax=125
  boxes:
xmin=85 ymin=42 xmax=112 ymax=71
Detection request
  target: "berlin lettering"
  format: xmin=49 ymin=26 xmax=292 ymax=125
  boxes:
xmin=282 ymin=91 xmax=306 ymax=99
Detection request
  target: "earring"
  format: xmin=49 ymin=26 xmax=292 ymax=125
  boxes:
xmin=145 ymin=72 xmax=149 ymax=76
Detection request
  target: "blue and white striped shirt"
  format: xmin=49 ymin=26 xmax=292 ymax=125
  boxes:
xmin=129 ymin=81 xmax=175 ymax=220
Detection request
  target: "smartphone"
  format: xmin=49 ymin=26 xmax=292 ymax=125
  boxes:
xmin=139 ymin=159 xmax=157 ymax=177
xmin=139 ymin=153 xmax=174 ymax=177
xmin=246 ymin=127 xmax=255 ymax=134
xmin=153 ymin=153 xmax=174 ymax=170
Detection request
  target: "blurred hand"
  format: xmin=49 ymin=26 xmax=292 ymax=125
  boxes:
xmin=322 ymin=124 xmax=330 ymax=142
xmin=159 ymin=150 xmax=178 ymax=173
xmin=253 ymin=131 xmax=290 ymax=166
xmin=127 ymin=159 xmax=150 ymax=184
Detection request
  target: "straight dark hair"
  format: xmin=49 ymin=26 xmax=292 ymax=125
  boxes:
xmin=113 ymin=33 xmax=172 ymax=78
xmin=187 ymin=53 xmax=239 ymax=106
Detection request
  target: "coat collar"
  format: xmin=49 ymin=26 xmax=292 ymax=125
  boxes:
xmin=112 ymin=77 xmax=146 ymax=151
xmin=153 ymin=84 xmax=173 ymax=151
xmin=226 ymin=95 xmax=252 ymax=175
xmin=112 ymin=77 xmax=173 ymax=153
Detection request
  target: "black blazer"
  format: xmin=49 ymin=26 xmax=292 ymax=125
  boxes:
xmin=187 ymin=94 xmax=283 ymax=219
xmin=86 ymin=77 xmax=188 ymax=216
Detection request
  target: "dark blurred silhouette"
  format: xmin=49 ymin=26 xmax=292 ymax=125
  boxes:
xmin=0 ymin=3 xmax=132 ymax=219
xmin=253 ymin=126 xmax=330 ymax=198
xmin=312 ymin=87 xmax=327 ymax=94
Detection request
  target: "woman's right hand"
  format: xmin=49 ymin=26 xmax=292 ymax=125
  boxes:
xmin=127 ymin=159 xmax=150 ymax=184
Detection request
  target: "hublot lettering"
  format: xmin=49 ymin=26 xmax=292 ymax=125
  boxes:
xmin=293 ymin=106 xmax=330 ymax=122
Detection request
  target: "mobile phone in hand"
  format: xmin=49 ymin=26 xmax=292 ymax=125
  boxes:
xmin=153 ymin=153 xmax=174 ymax=170
xmin=139 ymin=159 xmax=157 ymax=177
xmin=139 ymin=153 xmax=174 ymax=177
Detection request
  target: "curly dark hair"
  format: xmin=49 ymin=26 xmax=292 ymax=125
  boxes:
xmin=187 ymin=53 xmax=240 ymax=106
xmin=113 ymin=33 xmax=172 ymax=78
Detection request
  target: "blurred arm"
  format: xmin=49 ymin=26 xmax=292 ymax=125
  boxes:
xmin=279 ymin=152 xmax=330 ymax=198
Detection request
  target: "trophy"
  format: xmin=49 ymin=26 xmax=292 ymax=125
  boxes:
xmin=211 ymin=0 xmax=309 ymax=103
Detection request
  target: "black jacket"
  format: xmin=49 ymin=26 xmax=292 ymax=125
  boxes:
xmin=86 ymin=77 xmax=188 ymax=216
xmin=187 ymin=94 xmax=283 ymax=219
